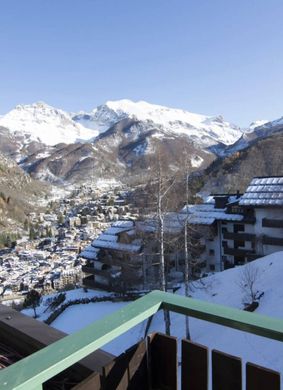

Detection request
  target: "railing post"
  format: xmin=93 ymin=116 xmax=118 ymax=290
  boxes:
xmin=148 ymin=333 xmax=177 ymax=390
xmin=212 ymin=350 xmax=242 ymax=390
xmin=181 ymin=339 xmax=208 ymax=390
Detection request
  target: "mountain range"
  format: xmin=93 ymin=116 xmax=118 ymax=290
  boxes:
xmin=0 ymin=99 xmax=282 ymax=188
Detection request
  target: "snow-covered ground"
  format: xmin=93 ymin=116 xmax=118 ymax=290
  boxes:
xmin=21 ymin=288 xmax=113 ymax=322
xmin=23 ymin=252 xmax=283 ymax=384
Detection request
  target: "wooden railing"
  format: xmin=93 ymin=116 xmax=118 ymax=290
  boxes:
xmin=262 ymin=218 xmax=283 ymax=228
xmin=262 ymin=235 xmax=283 ymax=246
xmin=0 ymin=290 xmax=282 ymax=389
xmin=223 ymin=232 xmax=256 ymax=242
xmin=224 ymin=247 xmax=255 ymax=256
xmin=75 ymin=333 xmax=280 ymax=390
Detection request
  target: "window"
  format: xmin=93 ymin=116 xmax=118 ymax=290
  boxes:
xmin=209 ymin=249 xmax=215 ymax=256
xmin=234 ymin=256 xmax=245 ymax=265
xmin=234 ymin=224 xmax=244 ymax=233
xmin=222 ymin=227 xmax=228 ymax=234
xmin=210 ymin=264 xmax=215 ymax=271
xmin=222 ymin=241 xmax=228 ymax=248
xmin=234 ymin=240 xmax=245 ymax=248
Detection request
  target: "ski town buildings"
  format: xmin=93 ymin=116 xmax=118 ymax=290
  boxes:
xmin=81 ymin=176 xmax=283 ymax=292
xmin=193 ymin=176 xmax=283 ymax=272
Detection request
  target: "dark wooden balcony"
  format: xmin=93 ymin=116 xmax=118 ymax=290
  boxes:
xmin=82 ymin=265 xmax=96 ymax=274
xmin=75 ymin=333 xmax=280 ymax=390
xmin=82 ymin=276 xmax=125 ymax=293
xmin=223 ymin=231 xmax=256 ymax=242
xmin=82 ymin=276 xmax=97 ymax=289
xmin=1 ymin=291 xmax=281 ymax=390
xmin=262 ymin=218 xmax=283 ymax=228
xmin=242 ymin=216 xmax=256 ymax=224
xmin=223 ymin=247 xmax=255 ymax=256
xmin=262 ymin=235 xmax=283 ymax=246
xmin=246 ymin=253 xmax=261 ymax=262
xmin=82 ymin=265 xmax=113 ymax=278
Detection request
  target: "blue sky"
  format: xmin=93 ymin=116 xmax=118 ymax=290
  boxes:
xmin=0 ymin=0 xmax=283 ymax=126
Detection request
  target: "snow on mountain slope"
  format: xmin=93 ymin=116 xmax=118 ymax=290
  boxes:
xmin=73 ymin=99 xmax=243 ymax=147
xmin=0 ymin=102 xmax=96 ymax=146
xmin=253 ymin=115 xmax=283 ymax=138
xmin=24 ymin=251 xmax=283 ymax=386
xmin=248 ymin=119 xmax=269 ymax=131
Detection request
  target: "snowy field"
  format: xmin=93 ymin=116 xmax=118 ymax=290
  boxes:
xmin=22 ymin=252 xmax=283 ymax=384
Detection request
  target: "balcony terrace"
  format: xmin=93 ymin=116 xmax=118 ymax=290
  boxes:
xmin=262 ymin=218 xmax=283 ymax=228
xmin=262 ymin=235 xmax=283 ymax=246
xmin=223 ymin=247 xmax=255 ymax=256
xmin=223 ymin=232 xmax=256 ymax=242
xmin=0 ymin=291 xmax=282 ymax=389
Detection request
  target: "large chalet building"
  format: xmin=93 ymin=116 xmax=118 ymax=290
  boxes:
xmin=186 ymin=176 xmax=283 ymax=271
xmin=81 ymin=176 xmax=283 ymax=292
xmin=80 ymin=217 xmax=187 ymax=292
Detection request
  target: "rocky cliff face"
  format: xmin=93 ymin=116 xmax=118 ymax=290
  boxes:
xmin=0 ymin=152 xmax=47 ymax=229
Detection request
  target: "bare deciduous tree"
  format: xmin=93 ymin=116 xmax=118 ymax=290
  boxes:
xmin=238 ymin=263 xmax=261 ymax=305
xmin=140 ymin=147 xmax=179 ymax=335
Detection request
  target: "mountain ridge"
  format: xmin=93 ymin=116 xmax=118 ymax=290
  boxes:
xmin=1 ymin=99 xmax=283 ymax=186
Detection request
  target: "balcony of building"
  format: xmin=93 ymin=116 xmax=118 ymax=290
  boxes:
xmin=0 ymin=291 xmax=282 ymax=389
xmin=223 ymin=247 xmax=255 ymax=257
xmin=223 ymin=231 xmax=256 ymax=242
xmin=262 ymin=235 xmax=283 ymax=246
xmin=262 ymin=218 xmax=283 ymax=228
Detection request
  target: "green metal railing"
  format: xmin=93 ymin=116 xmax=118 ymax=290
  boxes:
xmin=1 ymin=290 xmax=283 ymax=389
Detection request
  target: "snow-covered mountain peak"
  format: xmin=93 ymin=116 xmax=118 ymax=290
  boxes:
xmin=74 ymin=99 xmax=243 ymax=147
xmin=103 ymin=99 xmax=209 ymax=124
xmin=0 ymin=102 xmax=96 ymax=146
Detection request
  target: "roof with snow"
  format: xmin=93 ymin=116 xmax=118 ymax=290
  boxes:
xmin=92 ymin=240 xmax=141 ymax=253
xmin=81 ymin=220 xmax=140 ymax=256
xmin=80 ymin=245 xmax=99 ymax=260
xmin=180 ymin=204 xmax=244 ymax=225
xmin=239 ymin=176 xmax=283 ymax=206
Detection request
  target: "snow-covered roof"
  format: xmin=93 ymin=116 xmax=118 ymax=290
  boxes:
xmin=180 ymin=204 xmax=243 ymax=225
xmin=239 ymin=176 xmax=283 ymax=206
xmin=93 ymin=234 xmax=118 ymax=243
xmin=103 ymin=221 xmax=134 ymax=235
xmin=201 ymin=194 xmax=240 ymax=205
xmin=80 ymin=220 xmax=137 ymax=258
xmin=136 ymin=214 xmax=186 ymax=234
xmin=80 ymin=245 xmax=100 ymax=260
xmin=112 ymin=220 xmax=134 ymax=228
xmin=92 ymin=240 xmax=141 ymax=253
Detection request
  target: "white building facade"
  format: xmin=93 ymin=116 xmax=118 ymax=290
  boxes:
xmin=188 ymin=176 xmax=283 ymax=272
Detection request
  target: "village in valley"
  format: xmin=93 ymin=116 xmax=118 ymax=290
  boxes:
xmin=1 ymin=175 xmax=283 ymax=309
xmin=0 ymin=183 xmax=138 ymax=302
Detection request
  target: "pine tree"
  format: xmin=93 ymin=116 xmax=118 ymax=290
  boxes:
xmin=23 ymin=290 xmax=41 ymax=318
